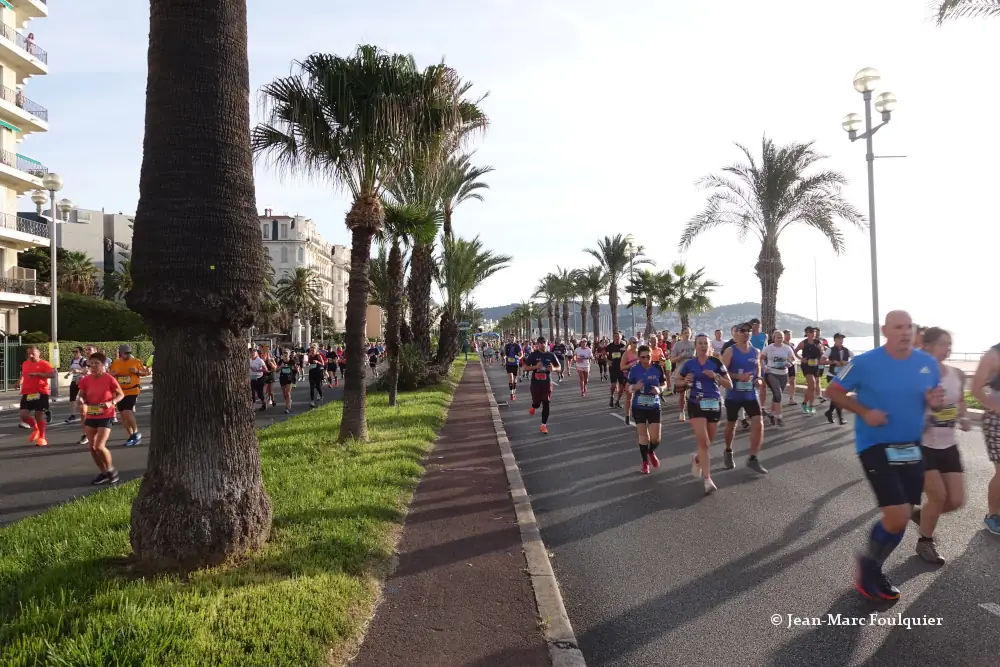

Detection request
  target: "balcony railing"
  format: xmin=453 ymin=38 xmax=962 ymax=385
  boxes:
xmin=0 ymin=85 xmax=46 ymax=122
xmin=0 ymin=211 xmax=48 ymax=237
xmin=0 ymin=23 xmax=47 ymax=64
xmin=0 ymin=149 xmax=46 ymax=178
xmin=0 ymin=277 xmax=48 ymax=296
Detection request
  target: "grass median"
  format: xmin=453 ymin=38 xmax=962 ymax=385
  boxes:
xmin=0 ymin=358 xmax=467 ymax=667
xmin=792 ymin=372 xmax=982 ymax=409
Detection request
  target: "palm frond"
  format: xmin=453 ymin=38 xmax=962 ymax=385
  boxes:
xmin=935 ymin=0 xmax=1000 ymax=23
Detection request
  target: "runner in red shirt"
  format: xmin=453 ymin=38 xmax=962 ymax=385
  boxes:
xmin=77 ymin=351 xmax=125 ymax=485
xmin=19 ymin=345 xmax=55 ymax=446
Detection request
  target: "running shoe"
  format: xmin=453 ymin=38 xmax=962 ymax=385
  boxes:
xmin=284 ymin=408 xmax=290 ymax=414
xmin=112 ymin=417 xmax=119 ymax=425
xmin=854 ymin=557 xmax=900 ymax=600
xmin=723 ymin=449 xmax=735 ymax=469
xmin=648 ymin=451 xmax=659 ymax=468
xmin=529 ymin=407 xmax=535 ymax=416
xmin=640 ymin=462 xmax=650 ymax=475
xmin=910 ymin=507 xmax=922 ymax=527
xmin=747 ymin=457 xmax=768 ymax=474
xmin=106 ymin=469 xmax=120 ymax=484
xmin=776 ymin=417 xmax=784 ymax=427
xmin=839 ymin=417 xmax=847 ymax=425
xmin=787 ymin=400 xmax=797 ymax=406
xmin=825 ymin=411 xmax=835 ymax=424
xmin=510 ymin=393 xmax=515 ymax=401
xmin=28 ymin=429 xmax=39 ymax=443
xmin=123 ymin=434 xmax=137 ymax=447
xmin=615 ymin=400 xmax=622 ymax=409
xmin=78 ymin=435 xmax=89 ymax=446
xmin=985 ymin=514 xmax=1000 ymax=535
xmin=703 ymin=478 xmax=717 ymax=495
xmin=44 ymin=410 xmax=52 ymax=424
xmin=624 ymin=415 xmax=630 ymax=426
xmin=768 ymin=414 xmax=776 ymax=426
xmin=740 ymin=418 xmax=750 ymax=430
xmin=540 ymin=424 xmax=548 ymax=434
xmin=18 ymin=421 xmax=31 ymax=430
xmin=801 ymin=404 xmax=810 ymax=415
xmin=691 ymin=454 xmax=701 ymax=479
xmin=64 ymin=414 xmax=78 ymax=424
xmin=34 ymin=438 xmax=48 ymax=447
xmin=91 ymin=472 xmax=110 ymax=485
xmin=915 ymin=539 xmax=945 ymax=565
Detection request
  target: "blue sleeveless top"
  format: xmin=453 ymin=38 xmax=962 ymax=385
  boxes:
xmin=728 ymin=345 xmax=759 ymax=400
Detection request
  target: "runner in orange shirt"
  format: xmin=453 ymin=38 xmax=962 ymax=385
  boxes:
xmin=109 ymin=344 xmax=149 ymax=447
xmin=19 ymin=345 xmax=55 ymax=446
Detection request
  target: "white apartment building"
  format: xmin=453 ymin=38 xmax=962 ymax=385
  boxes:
xmin=259 ymin=209 xmax=349 ymax=333
xmin=0 ymin=0 xmax=49 ymax=334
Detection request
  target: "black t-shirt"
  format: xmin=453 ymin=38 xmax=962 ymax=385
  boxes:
xmin=721 ymin=339 xmax=737 ymax=354
xmin=605 ymin=342 xmax=626 ymax=373
xmin=553 ymin=343 xmax=567 ymax=357
xmin=503 ymin=343 xmax=522 ymax=365
xmin=524 ymin=351 xmax=559 ymax=384
xmin=826 ymin=346 xmax=850 ymax=374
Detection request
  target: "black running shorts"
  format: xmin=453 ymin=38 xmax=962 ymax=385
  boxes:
xmin=859 ymin=443 xmax=924 ymax=507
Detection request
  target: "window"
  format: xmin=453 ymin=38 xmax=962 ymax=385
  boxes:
xmin=279 ymin=223 xmax=288 ymax=239
xmin=280 ymin=246 xmax=288 ymax=263
xmin=261 ymin=224 xmax=268 ymax=239
xmin=297 ymin=247 xmax=304 ymax=263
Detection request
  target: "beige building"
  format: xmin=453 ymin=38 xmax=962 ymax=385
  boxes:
xmin=259 ymin=209 xmax=349 ymax=334
xmin=0 ymin=0 xmax=48 ymax=334
xmin=366 ymin=305 xmax=384 ymax=339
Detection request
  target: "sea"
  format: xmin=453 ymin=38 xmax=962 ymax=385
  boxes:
xmin=831 ymin=334 xmax=994 ymax=366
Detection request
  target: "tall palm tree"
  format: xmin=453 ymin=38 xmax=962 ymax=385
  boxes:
xmin=531 ymin=301 xmax=544 ymax=338
xmin=585 ymin=234 xmax=652 ymax=335
xmin=113 ymin=258 xmax=133 ymax=299
xmin=576 ymin=265 xmax=607 ymax=340
xmin=435 ymin=235 xmax=510 ymax=365
xmin=59 ymin=251 xmax=100 ymax=294
xmin=438 ymin=151 xmax=493 ymax=239
xmin=553 ymin=266 xmax=574 ymax=340
xmin=128 ymin=0 xmax=271 ymax=570
xmin=626 ymin=269 xmax=676 ymax=336
xmin=254 ymin=48 xmax=474 ymax=442
xmin=275 ymin=267 xmax=322 ymax=328
xmin=935 ymin=0 xmax=1000 ymax=23
xmin=368 ymin=246 xmax=391 ymax=310
xmin=533 ymin=274 xmax=559 ymax=340
xmin=669 ymin=262 xmax=718 ymax=330
xmin=571 ymin=269 xmax=590 ymax=339
xmin=679 ymin=137 xmax=865 ymax=333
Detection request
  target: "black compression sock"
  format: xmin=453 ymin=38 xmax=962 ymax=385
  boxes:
xmin=639 ymin=444 xmax=649 ymax=462
xmin=649 ymin=441 xmax=660 ymax=453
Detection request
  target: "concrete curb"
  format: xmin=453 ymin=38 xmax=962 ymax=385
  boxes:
xmin=479 ymin=360 xmax=588 ymax=667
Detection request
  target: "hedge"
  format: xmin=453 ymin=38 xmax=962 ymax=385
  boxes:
xmin=19 ymin=292 xmax=149 ymax=342
xmin=24 ymin=341 xmax=155 ymax=371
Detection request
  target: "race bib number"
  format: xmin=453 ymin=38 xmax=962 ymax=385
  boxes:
xmin=771 ymin=358 xmax=786 ymax=369
xmin=885 ymin=444 xmax=922 ymax=464
xmin=806 ymin=359 xmax=818 ymax=366
xmin=26 ymin=393 xmax=40 ymax=401
xmin=86 ymin=405 xmax=103 ymax=416
xmin=281 ymin=367 xmax=293 ymax=375
xmin=533 ymin=372 xmax=549 ymax=381
xmin=611 ymin=352 xmax=621 ymax=359
xmin=636 ymin=394 xmax=657 ymax=408
xmin=507 ymin=357 xmax=516 ymax=363
xmin=117 ymin=375 xmax=132 ymax=385
xmin=735 ymin=380 xmax=754 ymax=392
xmin=699 ymin=398 xmax=720 ymax=411
xmin=931 ymin=405 xmax=958 ymax=427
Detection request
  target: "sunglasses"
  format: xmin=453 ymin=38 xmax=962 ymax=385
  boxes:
xmin=639 ymin=355 xmax=651 ymax=360
xmin=738 ymin=329 xmax=751 ymax=333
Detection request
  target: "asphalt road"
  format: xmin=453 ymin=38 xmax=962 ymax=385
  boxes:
xmin=0 ymin=374 xmax=365 ymax=526
xmin=484 ymin=361 xmax=1000 ymax=667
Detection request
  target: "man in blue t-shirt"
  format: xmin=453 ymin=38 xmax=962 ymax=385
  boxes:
xmin=827 ymin=310 xmax=944 ymax=602
xmin=502 ymin=335 xmax=523 ymax=401
xmin=749 ymin=318 xmax=768 ymax=352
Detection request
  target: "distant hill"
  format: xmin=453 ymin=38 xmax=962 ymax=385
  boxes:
xmin=481 ymin=301 xmax=871 ymax=337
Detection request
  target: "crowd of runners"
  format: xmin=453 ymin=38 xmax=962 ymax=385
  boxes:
xmin=489 ymin=312 xmax=1000 ymax=602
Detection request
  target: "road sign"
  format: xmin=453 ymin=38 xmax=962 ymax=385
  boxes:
xmin=458 ymin=321 xmax=471 ymax=330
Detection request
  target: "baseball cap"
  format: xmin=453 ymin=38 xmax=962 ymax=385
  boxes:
xmin=834 ymin=333 xmax=845 ymax=340
xmin=118 ymin=344 xmax=132 ymax=354
xmin=629 ymin=336 xmax=639 ymax=343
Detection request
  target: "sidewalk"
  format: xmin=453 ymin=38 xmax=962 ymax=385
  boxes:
xmin=350 ymin=362 xmax=550 ymax=667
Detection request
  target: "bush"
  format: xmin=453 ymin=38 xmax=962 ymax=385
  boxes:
xmin=20 ymin=331 xmax=49 ymax=344
xmin=25 ymin=340 xmax=154 ymax=370
xmin=20 ymin=292 xmax=148 ymax=342
xmin=395 ymin=343 xmax=429 ymax=390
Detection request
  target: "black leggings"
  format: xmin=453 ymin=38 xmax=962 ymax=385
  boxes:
xmin=309 ymin=375 xmax=324 ymax=401
xmin=532 ymin=398 xmax=551 ymax=424
xmin=251 ymin=378 xmax=265 ymax=403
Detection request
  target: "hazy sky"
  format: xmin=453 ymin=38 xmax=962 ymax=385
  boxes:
xmin=20 ymin=0 xmax=999 ymax=346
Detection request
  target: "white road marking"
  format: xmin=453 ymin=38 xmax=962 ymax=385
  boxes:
xmin=609 ymin=412 xmax=625 ymax=423
xmin=979 ymin=603 xmax=1000 ymax=618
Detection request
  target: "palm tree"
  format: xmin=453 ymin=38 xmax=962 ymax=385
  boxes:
xmin=254 ymin=48 xmax=476 ymax=442
xmin=935 ymin=0 xmax=1000 ymax=23
xmin=571 ymin=269 xmax=590 ymax=339
xmin=531 ymin=301 xmax=544 ymax=338
xmin=113 ymin=258 xmax=133 ymax=299
xmin=585 ymin=234 xmax=652 ymax=335
xmin=669 ymin=262 xmax=718 ymax=330
xmin=275 ymin=267 xmax=322 ymax=327
xmin=553 ymin=266 xmax=574 ymax=340
xmin=679 ymin=137 xmax=865 ymax=333
xmin=59 ymin=251 xmax=100 ymax=294
xmin=127 ymin=0 xmax=271 ymax=570
xmin=576 ymin=265 xmax=607 ymax=340
xmin=368 ymin=246 xmax=391 ymax=310
xmin=626 ymin=269 xmax=676 ymax=336
xmin=438 ymin=151 xmax=493 ymax=239
xmin=533 ymin=274 xmax=559 ymax=340
xmin=435 ymin=235 xmax=510 ymax=365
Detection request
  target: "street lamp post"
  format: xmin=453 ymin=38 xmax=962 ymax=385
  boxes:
xmin=842 ymin=67 xmax=897 ymax=349
xmin=41 ymin=173 xmax=68 ymax=393
xmin=31 ymin=189 xmax=46 ymax=216
xmin=624 ymin=233 xmax=636 ymax=337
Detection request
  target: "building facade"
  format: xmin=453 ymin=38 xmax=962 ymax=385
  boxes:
xmin=259 ymin=209 xmax=349 ymax=334
xmin=0 ymin=0 xmax=49 ymax=334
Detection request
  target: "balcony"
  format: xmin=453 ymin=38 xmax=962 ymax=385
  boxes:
xmin=6 ymin=0 xmax=48 ymax=22
xmin=0 ymin=84 xmax=46 ymax=133
xmin=0 ymin=268 xmax=50 ymax=305
xmin=0 ymin=22 xmax=47 ymax=81
xmin=0 ymin=209 xmax=46 ymax=242
xmin=0 ymin=148 xmax=43 ymax=192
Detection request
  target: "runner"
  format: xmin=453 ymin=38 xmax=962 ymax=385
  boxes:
xmin=64 ymin=346 xmax=87 ymax=423
xmin=76 ymin=351 xmax=124 ymax=485
xmin=524 ymin=337 xmax=560 ymax=434
xmin=783 ymin=329 xmax=798 ymax=405
xmin=260 ymin=346 xmax=277 ymax=407
xmin=249 ymin=347 xmax=268 ymax=411
xmin=595 ymin=338 xmax=609 ymax=382
xmin=749 ymin=318 xmax=768 ymax=408
xmin=368 ymin=343 xmax=379 ymax=378
xmin=606 ymin=332 xmax=627 ymax=409
xmin=971 ymin=340 xmax=1000 ymax=535
xmin=627 ymin=344 xmax=667 ymax=474
xmin=621 ymin=337 xmax=640 ymax=425
xmin=720 ymin=323 xmax=768 ymax=473
xmin=909 ymin=327 xmax=969 ymax=564
xmin=502 ymin=334 xmax=523 ymax=401
xmin=573 ymin=338 xmax=593 ymax=396
xmin=307 ymin=352 xmax=325 ymax=407
xmin=680 ymin=333 xmax=732 ymax=494
xmin=325 ymin=348 xmax=338 ymax=387
xmin=711 ymin=329 xmax=725 ymax=356
xmin=278 ymin=349 xmax=299 ymax=413
xmin=18 ymin=345 xmax=54 ymax=447
xmin=762 ymin=331 xmax=796 ymax=427
xmin=109 ymin=344 xmax=150 ymax=447
xmin=826 ymin=310 xmax=944 ymax=601
xmin=824 ymin=333 xmax=852 ymax=425
xmin=670 ymin=328 xmax=696 ymax=421
xmin=553 ymin=338 xmax=568 ymax=381
xmin=795 ymin=326 xmax=825 ymax=414
xmin=336 ymin=346 xmax=347 ymax=387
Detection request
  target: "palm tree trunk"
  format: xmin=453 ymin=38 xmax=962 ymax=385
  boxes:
xmin=535 ymin=314 xmax=542 ymax=338
xmin=562 ymin=299 xmax=570 ymax=339
xmin=591 ymin=297 xmax=600 ymax=339
xmin=608 ymin=276 xmax=619 ymax=334
xmin=547 ymin=302 xmax=555 ymax=341
xmin=442 ymin=204 xmax=454 ymax=240
xmin=755 ymin=246 xmax=784 ymax=334
xmin=680 ymin=311 xmax=691 ymax=330
xmin=406 ymin=241 xmax=433 ymax=358
xmin=645 ymin=303 xmax=654 ymax=336
xmin=127 ymin=0 xmax=271 ymax=572
xmin=579 ymin=301 xmax=588 ymax=339
xmin=385 ymin=241 xmax=403 ymax=406
xmin=434 ymin=309 xmax=460 ymax=368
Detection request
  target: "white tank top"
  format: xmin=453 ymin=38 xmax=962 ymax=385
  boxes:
xmin=923 ymin=365 xmax=962 ymax=449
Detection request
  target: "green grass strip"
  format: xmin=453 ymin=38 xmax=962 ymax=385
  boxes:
xmin=0 ymin=359 xmax=466 ymax=667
